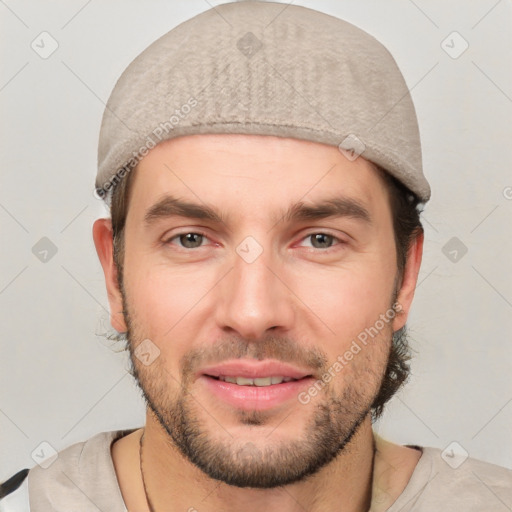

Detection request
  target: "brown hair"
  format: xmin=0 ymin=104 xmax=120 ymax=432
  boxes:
xmin=108 ymin=162 xmax=424 ymax=419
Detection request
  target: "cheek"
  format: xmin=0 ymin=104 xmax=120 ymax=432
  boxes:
xmin=122 ymin=255 xmax=217 ymax=341
xmin=320 ymin=315 xmax=393 ymax=404
xmin=122 ymin=268 xmax=204 ymax=384
xmin=295 ymin=261 xmax=396 ymax=344
xmin=286 ymin=246 xmax=397 ymax=392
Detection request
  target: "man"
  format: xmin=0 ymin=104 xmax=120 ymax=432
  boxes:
xmin=1 ymin=1 xmax=510 ymax=511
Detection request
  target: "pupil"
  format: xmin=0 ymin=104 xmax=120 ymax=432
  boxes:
xmin=181 ymin=233 xmax=202 ymax=248
xmin=312 ymin=233 xmax=332 ymax=248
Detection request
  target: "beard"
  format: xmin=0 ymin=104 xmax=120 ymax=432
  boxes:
xmin=123 ymin=295 xmax=392 ymax=489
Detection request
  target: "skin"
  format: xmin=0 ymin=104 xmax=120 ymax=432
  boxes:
xmin=93 ymin=134 xmax=423 ymax=512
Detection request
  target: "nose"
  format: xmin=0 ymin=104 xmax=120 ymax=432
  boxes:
xmin=214 ymin=244 xmax=296 ymax=340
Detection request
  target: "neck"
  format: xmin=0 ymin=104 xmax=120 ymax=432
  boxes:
xmin=140 ymin=411 xmax=376 ymax=512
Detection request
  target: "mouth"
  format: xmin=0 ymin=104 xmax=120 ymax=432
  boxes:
xmin=199 ymin=359 xmax=313 ymax=381
xmin=197 ymin=360 xmax=316 ymax=411
xmin=207 ymin=375 xmax=304 ymax=386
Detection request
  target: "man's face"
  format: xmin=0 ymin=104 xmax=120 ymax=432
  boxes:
xmin=112 ymin=134 xmax=409 ymax=487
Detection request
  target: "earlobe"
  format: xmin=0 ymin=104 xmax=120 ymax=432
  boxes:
xmin=392 ymin=231 xmax=424 ymax=332
xmin=92 ymin=218 xmax=128 ymax=333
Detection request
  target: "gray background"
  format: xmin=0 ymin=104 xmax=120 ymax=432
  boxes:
xmin=1 ymin=0 xmax=511 ymax=480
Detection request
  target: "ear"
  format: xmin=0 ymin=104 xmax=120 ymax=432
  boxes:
xmin=92 ymin=218 xmax=127 ymax=333
xmin=392 ymin=230 xmax=424 ymax=331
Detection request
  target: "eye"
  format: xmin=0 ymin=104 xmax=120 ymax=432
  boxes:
xmin=166 ymin=232 xmax=209 ymax=249
xmin=299 ymin=233 xmax=343 ymax=250
xmin=163 ymin=231 xmax=344 ymax=251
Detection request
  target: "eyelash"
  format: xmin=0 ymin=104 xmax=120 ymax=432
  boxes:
xmin=163 ymin=231 xmax=345 ymax=252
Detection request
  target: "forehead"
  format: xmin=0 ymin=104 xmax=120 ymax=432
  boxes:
xmin=126 ymin=134 xmax=390 ymax=221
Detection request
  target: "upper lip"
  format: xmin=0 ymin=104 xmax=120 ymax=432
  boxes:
xmin=199 ymin=360 xmax=313 ymax=380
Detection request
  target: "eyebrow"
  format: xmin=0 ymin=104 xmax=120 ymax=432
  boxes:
xmin=144 ymin=196 xmax=225 ymax=225
xmin=144 ymin=195 xmax=372 ymax=227
xmin=281 ymin=198 xmax=372 ymax=225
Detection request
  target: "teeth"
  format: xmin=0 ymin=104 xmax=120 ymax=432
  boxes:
xmin=217 ymin=376 xmax=297 ymax=386
xmin=254 ymin=377 xmax=272 ymax=386
xmin=236 ymin=377 xmax=254 ymax=386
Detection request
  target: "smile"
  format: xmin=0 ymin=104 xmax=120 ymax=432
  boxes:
xmin=214 ymin=376 xmax=298 ymax=386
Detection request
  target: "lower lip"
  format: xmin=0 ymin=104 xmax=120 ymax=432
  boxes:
xmin=199 ymin=375 xmax=314 ymax=411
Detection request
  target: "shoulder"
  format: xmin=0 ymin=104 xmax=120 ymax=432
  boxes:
xmin=391 ymin=445 xmax=512 ymax=511
xmin=0 ymin=429 xmax=137 ymax=512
